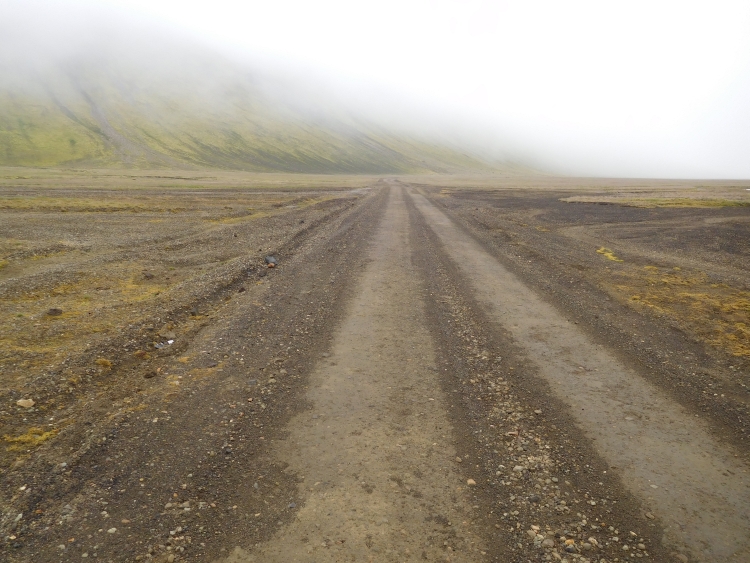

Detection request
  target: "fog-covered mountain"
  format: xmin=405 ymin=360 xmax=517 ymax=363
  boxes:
xmin=0 ymin=24 xmax=510 ymax=173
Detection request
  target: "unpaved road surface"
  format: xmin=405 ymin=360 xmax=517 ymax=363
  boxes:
xmin=2 ymin=175 xmax=749 ymax=563
xmin=222 ymin=186 xmax=486 ymax=562
xmin=410 ymin=186 xmax=750 ymax=562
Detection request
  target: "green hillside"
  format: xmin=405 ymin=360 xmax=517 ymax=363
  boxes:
xmin=0 ymin=48 xmax=504 ymax=173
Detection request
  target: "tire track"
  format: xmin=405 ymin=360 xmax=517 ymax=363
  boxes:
xmin=217 ymin=185 xmax=488 ymax=562
xmin=408 ymin=187 xmax=750 ymax=562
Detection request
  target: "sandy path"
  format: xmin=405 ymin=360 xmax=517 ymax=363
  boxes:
xmin=218 ymin=187 xmax=487 ymax=562
xmin=409 ymin=188 xmax=750 ymax=562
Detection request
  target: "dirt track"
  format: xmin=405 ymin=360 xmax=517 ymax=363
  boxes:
xmin=2 ymin=175 xmax=749 ymax=563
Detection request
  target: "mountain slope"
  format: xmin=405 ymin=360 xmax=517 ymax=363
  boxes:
xmin=0 ymin=39 xmax=507 ymax=173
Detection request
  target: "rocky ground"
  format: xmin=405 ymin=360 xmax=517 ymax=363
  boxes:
xmin=1 ymin=172 xmax=748 ymax=563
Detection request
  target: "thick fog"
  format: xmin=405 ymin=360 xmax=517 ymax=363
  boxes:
xmin=3 ymin=0 xmax=750 ymax=178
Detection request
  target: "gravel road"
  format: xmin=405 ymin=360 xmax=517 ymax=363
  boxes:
xmin=3 ymin=178 xmax=748 ymax=563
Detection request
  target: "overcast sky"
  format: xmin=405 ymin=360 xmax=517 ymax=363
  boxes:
xmin=6 ymin=1 xmax=750 ymax=178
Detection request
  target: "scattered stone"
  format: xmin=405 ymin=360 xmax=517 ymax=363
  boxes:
xmin=107 ymin=528 xmax=116 ymax=534
xmin=542 ymin=538 xmax=555 ymax=548
xmin=467 ymin=479 xmax=476 ymax=486
xmin=645 ymin=512 xmax=655 ymax=519
xmin=16 ymin=399 xmax=35 ymax=408
xmin=528 ymin=494 xmax=541 ymax=503
xmin=144 ymin=371 xmax=157 ymax=379
xmin=513 ymin=465 xmax=525 ymax=472
xmin=46 ymin=308 xmax=63 ymax=316
xmin=456 ymin=457 xmax=462 ymax=463
xmin=265 ymin=256 xmax=278 ymax=268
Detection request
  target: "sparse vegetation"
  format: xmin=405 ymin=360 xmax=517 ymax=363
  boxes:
xmin=0 ymin=62 xmax=503 ymax=172
xmin=618 ymin=198 xmax=750 ymax=208
xmin=0 ymin=171 xmax=366 ymax=464
xmin=4 ymin=427 xmax=59 ymax=451
xmin=562 ymin=195 xmax=750 ymax=208
xmin=610 ymin=266 xmax=750 ymax=358
xmin=596 ymin=247 xmax=623 ymax=261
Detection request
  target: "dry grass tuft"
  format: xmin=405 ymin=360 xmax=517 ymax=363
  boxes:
xmin=608 ymin=266 xmax=750 ymax=358
xmin=597 ymin=247 xmax=623 ymax=262
xmin=562 ymin=195 xmax=750 ymax=208
xmin=619 ymin=198 xmax=750 ymax=208
xmin=4 ymin=427 xmax=59 ymax=451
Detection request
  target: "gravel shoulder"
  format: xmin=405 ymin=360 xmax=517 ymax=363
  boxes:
xmin=1 ymin=180 xmax=388 ymax=562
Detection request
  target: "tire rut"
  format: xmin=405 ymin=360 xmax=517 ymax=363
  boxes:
xmin=408 ymin=187 xmax=750 ymax=562
xmin=216 ymin=185 xmax=488 ymax=562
